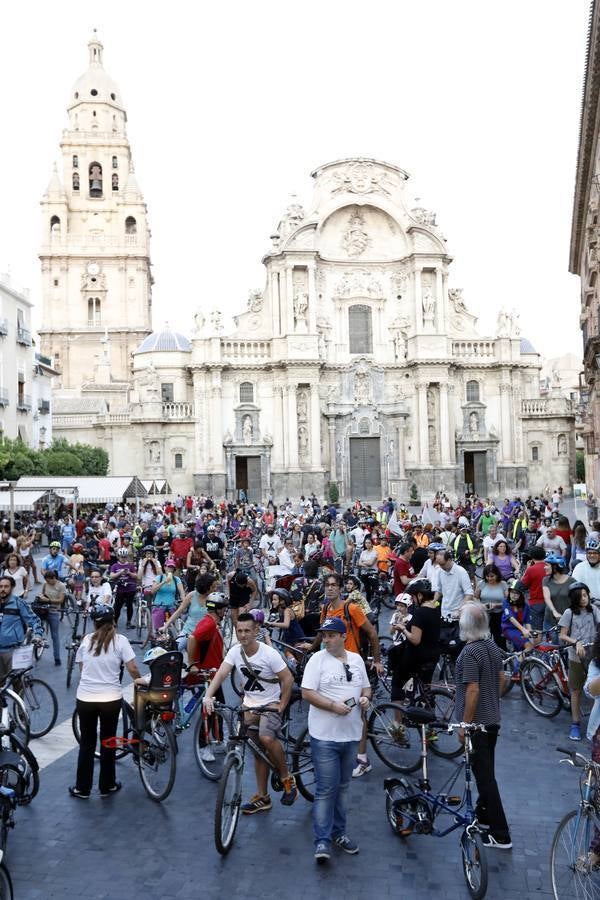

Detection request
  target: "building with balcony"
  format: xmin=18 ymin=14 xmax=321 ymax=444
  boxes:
xmin=50 ymin=148 xmax=575 ymax=499
xmin=0 ymin=274 xmax=55 ymax=447
xmin=570 ymin=0 xmax=600 ymax=497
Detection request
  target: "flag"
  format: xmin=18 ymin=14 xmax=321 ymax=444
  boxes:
xmin=388 ymin=510 xmax=402 ymax=536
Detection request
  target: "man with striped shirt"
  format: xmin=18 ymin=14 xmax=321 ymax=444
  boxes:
xmin=455 ymin=602 xmax=512 ymax=850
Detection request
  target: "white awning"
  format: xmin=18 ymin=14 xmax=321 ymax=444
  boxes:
xmin=16 ymin=476 xmax=148 ymax=504
xmin=0 ymin=490 xmax=50 ymax=511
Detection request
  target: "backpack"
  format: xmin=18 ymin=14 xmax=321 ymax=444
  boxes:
xmin=321 ymin=600 xmax=369 ymax=659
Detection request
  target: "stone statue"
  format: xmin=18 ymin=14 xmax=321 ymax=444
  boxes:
xmin=297 ymin=390 xmax=308 ymax=422
xmin=342 ymin=209 xmax=369 ymax=258
xmin=558 ymin=434 xmax=567 ymax=456
xmin=192 ymin=309 xmax=205 ymax=336
xmin=551 ymin=367 xmax=562 ymax=390
xmin=412 ymin=205 xmax=436 ymax=226
xmin=242 ymin=415 xmax=253 ymax=446
xmin=448 ymin=288 xmax=466 ymax=312
xmin=355 ymin=372 xmax=370 ymax=405
xmin=148 ymin=441 xmax=161 ymax=463
xmin=469 ymin=411 xmax=479 ymax=435
xmin=496 ymin=309 xmax=510 ymax=337
xmin=427 ymin=388 xmax=435 ymax=419
xmin=509 ymin=307 xmax=521 ymax=337
xmin=140 ymin=362 xmax=160 ymax=399
xmin=293 ymin=291 xmax=309 ymax=325
xmin=223 ymin=430 xmax=233 ymax=445
xmin=247 ymin=289 xmax=263 ymax=313
xmin=210 ymin=309 xmax=223 ymax=333
xmin=422 ymin=289 xmax=436 ymax=322
xmin=298 ymin=425 xmax=309 ymax=461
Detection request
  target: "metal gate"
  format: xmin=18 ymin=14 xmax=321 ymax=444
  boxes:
xmin=350 ymin=437 xmax=381 ymax=499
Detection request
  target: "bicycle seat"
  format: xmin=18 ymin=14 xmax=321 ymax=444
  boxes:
xmin=404 ymin=706 xmax=437 ymax=725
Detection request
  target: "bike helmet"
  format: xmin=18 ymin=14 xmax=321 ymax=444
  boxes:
xmin=405 ymin=578 xmax=433 ymax=596
xmin=586 ymin=538 xmax=600 ymax=552
xmin=206 ymin=592 xmax=229 ymax=610
xmin=250 ymin=608 xmax=265 ymax=624
xmin=143 ymin=646 xmax=167 ymax=666
xmin=507 ymin=579 xmax=526 ymax=597
xmin=427 ymin=542 xmax=444 ymax=552
xmin=568 ymin=581 xmax=589 ymax=596
xmin=545 ymin=553 xmax=566 ymax=568
xmin=72 ymin=543 xmax=84 ymax=553
xmin=90 ymin=603 xmax=114 ymax=625
xmin=117 ymin=547 xmax=129 ymax=558
xmin=49 ymin=541 xmax=61 ymax=549
xmin=142 ymin=545 xmax=155 ymax=554
xmin=269 ymin=587 xmax=292 ymax=605
xmin=394 ymin=593 xmax=412 ymax=606
xmin=164 ymin=558 xmax=177 ymax=569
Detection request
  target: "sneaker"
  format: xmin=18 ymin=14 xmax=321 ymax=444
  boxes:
xmin=200 ymin=746 xmax=216 ymax=763
xmin=241 ymin=793 xmax=272 ymax=814
xmin=68 ymin=787 xmax=90 ymax=799
xmin=333 ymin=834 xmax=360 ymax=854
xmin=314 ymin=841 xmax=331 ymax=863
xmin=352 ymin=758 xmax=372 ymax=778
xmin=100 ymin=781 xmax=122 ymax=798
xmin=54 ymin=659 xmax=61 ymax=666
xmin=281 ymin=776 xmax=298 ymax=806
xmin=481 ymin=833 xmax=512 ymax=850
xmin=211 ymin=741 xmax=227 ymax=754
xmin=569 ymin=723 xmax=582 ymax=742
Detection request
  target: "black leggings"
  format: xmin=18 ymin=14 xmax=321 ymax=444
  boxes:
xmin=114 ymin=591 xmax=136 ymax=625
xmin=75 ymin=698 xmax=121 ymax=794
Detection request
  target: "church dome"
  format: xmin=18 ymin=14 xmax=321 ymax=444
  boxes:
xmin=135 ymin=326 xmax=191 ymax=354
xmin=520 ymin=337 xmax=537 ymax=354
xmin=68 ymin=33 xmax=124 ymax=112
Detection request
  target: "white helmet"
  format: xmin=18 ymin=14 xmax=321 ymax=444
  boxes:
xmin=143 ymin=646 xmax=167 ymax=666
xmin=117 ymin=547 xmax=129 ymax=558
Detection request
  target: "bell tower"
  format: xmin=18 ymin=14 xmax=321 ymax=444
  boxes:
xmin=39 ymin=32 xmax=153 ymax=389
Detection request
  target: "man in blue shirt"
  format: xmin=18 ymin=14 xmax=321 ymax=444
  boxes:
xmin=61 ymin=518 xmax=76 ymax=554
xmin=0 ymin=575 xmax=43 ymax=682
xmin=41 ymin=542 xmax=67 ymax=579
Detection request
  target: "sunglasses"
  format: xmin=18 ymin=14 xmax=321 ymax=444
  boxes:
xmin=342 ymin=663 xmax=353 ymax=683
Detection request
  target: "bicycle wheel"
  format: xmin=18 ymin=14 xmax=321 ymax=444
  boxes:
xmin=19 ymin=678 xmax=58 ymax=738
xmin=66 ymin=646 xmax=76 ymax=689
xmin=500 ymin=653 xmax=517 ymax=694
xmin=8 ymin=689 xmax=30 ymax=746
xmin=72 ymin=703 xmax=129 ymax=760
xmin=137 ymin=714 xmax=177 ymax=802
xmin=0 ymin=735 xmax=40 ymax=805
xmin=461 ymin=829 xmax=488 ymax=900
xmin=368 ymin=702 xmax=422 ymax=773
xmin=425 ymin=688 xmax=462 ymax=760
xmin=0 ymin=863 xmax=13 ymax=900
xmin=193 ymin=709 xmax=230 ymax=780
xmin=291 ymin=727 xmax=315 ymax=802
xmin=520 ymin=659 xmax=563 ymax=718
xmin=551 ymin=807 xmax=600 ymax=900
xmin=137 ymin=606 xmax=150 ymax=640
xmin=214 ymin=754 xmax=243 ymax=855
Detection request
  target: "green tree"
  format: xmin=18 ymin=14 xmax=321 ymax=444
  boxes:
xmin=48 ymin=439 xmax=108 ymax=475
xmin=0 ymin=436 xmax=107 ymax=479
xmin=328 ymin=482 xmax=339 ymax=504
xmin=45 ymin=451 xmax=84 ymax=476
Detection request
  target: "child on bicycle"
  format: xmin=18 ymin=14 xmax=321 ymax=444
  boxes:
xmin=501 ymin=580 xmax=539 ymax=652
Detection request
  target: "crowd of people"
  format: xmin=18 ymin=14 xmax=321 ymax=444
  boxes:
xmin=1 ymin=486 xmax=600 ymax=868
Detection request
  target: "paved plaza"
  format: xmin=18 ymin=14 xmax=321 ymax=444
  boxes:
xmin=4 ymin=573 xmax=584 ymax=900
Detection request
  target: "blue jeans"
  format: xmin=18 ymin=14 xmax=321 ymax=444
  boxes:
xmin=48 ymin=609 xmax=61 ymax=662
xmin=310 ymin=736 xmax=357 ymax=846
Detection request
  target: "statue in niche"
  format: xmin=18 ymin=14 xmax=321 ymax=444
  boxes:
xmin=469 ymin=411 xmax=479 ymax=436
xmin=242 ymin=415 xmax=253 ymax=446
xmin=297 ymin=391 xmax=308 ymax=422
xmin=298 ymin=426 xmax=309 ymax=460
xmin=355 ymin=372 xmax=370 ymax=405
xmin=140 ymin=362 xmax=160 ymax=399
xmin=393 ymin=330 xmax=407 ymax=361
xmin=293 ymin=291 xmax=309 ymax=325
xmin=342 ymin=209 xmax=369 ymax=258
xmin=429 ymin=424 xmax=438 ymax=457
xmin=148 ymin=441 xmax=161 ymax=464
xmin=422 ymin=288 xmax=436 ymax=322
xmin=427 ymin=388 xmax=435 ymax=420
xmin=558 ymin=434 xmax=567 ymax=456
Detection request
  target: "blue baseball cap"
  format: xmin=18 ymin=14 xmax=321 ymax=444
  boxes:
xmin=318 ymin=618 xmax=347 ymax=634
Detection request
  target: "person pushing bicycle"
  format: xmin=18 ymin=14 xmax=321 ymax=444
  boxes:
xmin=203 ymin=611 xmax=297 ymax=811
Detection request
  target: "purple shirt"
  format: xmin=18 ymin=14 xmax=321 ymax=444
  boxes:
xmin=110 ymin=562 xmax=137 ymax=593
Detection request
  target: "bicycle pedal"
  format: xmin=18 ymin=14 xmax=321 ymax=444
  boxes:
xmin=446 ymin=796 xmax=461 ymax=806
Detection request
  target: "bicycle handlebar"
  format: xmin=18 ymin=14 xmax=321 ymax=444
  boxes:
xmin=447 ymin=722 xmax=487 ymax=733
xmin=556 ymin=746 xmax=591 ymax=768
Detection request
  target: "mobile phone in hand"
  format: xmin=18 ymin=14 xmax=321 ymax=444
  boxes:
xmin=344 ymin=697 xmax=356 ymax=709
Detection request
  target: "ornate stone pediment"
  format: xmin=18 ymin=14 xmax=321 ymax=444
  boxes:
xmin=326 ymin=161 xmax=394 ymax=197
xmin=332 ymin=268 xmax=384 ymax=300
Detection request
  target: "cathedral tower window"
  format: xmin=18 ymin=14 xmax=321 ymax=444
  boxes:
xmin=72 ymin=172 xmax=80 ymax=191
xmin=112 ymin=174 xmax=119 ymax=191
xmin=466 ymin=380 xmax=480 ymax=402
xmin=349 ymin=305 xmax=373 ymax=354
xmin=89 ymin=162 xmax=103 ymax=197
xmin=112 ymin=156 xmax=118 ymax=169
xmin=174 ymin=453 xmax=183 ymax=470
xmin=50 ymin=215 xmax=61 ymax=234
xmin=161 ymin=383 xmax=174 ymax=403
xmin=88 ymin=297 xmax=101 ymax=326
xmin=239 ymin=382 xmax=254 ymax=404
xmin=72 ymin=155 xmax=78 ymax=168
xmin=125 ymin=216 xmax=137 ymax=235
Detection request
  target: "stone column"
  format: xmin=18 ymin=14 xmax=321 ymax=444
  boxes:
xmin=414 ymin=268 xmax=423 ymax=333
xmin=328 ymin=421 xmax=337 ymax=481
xmin=272 ymin=384 xmax=284 ymax=468
xmin=307 ymin=264 xmax=317 ymax=333
xmin=416 ymin=382 xmax=430 ymax=465
xmin=286 ymin=267 xmax=294 ymax=334
xmin=499 ymin=381 xmax=513 ymax=463
xmin=435 ymin=268 xmax=444 ymax=333
xmin=191 ymin=369 xmax=205 ymax=472
xmin=310 ymin=384 xmax=321 ymax=468
xmin=286 ymin=383 xmax=299 ymax=468
xmin=439 ymin=381 xmax=451 ymax=465
xmin=210 ymin=370 xmax=223 ymax=470
xmin=447 ymin=384 xmax=456 ymax=464
xmin=397 ymin=421 xmax=406 ymax=479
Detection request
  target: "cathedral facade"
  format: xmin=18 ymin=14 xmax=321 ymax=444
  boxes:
xmin=46 ymin=37 xmax=575 ymax=502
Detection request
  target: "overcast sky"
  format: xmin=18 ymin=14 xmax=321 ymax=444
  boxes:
xmin=0 ymin=0 xmax=591 ymax=360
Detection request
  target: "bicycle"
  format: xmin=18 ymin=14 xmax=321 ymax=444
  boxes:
xmin=550 ymin=745 xmax=600 ymax=899
xmin=0 ymin=786 xmax=15 ymax=899
xmin=212 ymin=702 xmax=315 ymax=855
xmin=0 ymin=672 xmax=39 ymax=806
xmin=168 ymin=665 xmax=230 ymax=780
xmin=134 ymin=590 xmax=151 ymax=640
xmin=11 ymin=639 xmax=58 ymax=739
xmin=385 ymin=712 xmax=488 ymax=899
xmin=65 ymin=605 xmax=91 ymax=689
xmin=520 ymin=636 xmax=575 ymax=718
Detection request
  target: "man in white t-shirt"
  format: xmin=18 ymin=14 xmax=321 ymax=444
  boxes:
xmin=482 ymin=524 xmax=506 ymax=563
xmin=203 ymin=612 xmax=295 ymax=812
xmin=258 ymin=527 xmax=283 ymax=562
xmin=301 ymin=617 xmax=371 ymax=863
